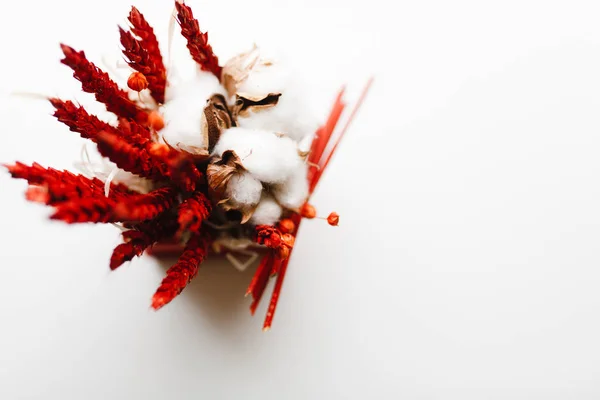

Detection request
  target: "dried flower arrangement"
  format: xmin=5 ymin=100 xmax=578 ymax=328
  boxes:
xmin=4 ymin=1 xmax=371 ymax=330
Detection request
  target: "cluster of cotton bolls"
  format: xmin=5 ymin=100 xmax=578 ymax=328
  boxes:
xmin=158 ymin=46 xmax=322 ymax=226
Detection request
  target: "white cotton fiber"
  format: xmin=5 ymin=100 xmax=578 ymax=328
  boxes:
xmin=225 ymin=172 xmax=262 ymax=208
xmin=272 ymin=164 xmax=309 ymax=210
xmin=226 ymin=47 xmax=324 ymax=142
xmin=160 ymin=71 xmax=226 ymax=151
xmin=250 ymin=194 xmax=283 ymax=226
xmin=212 ymin=127 xmax=302 ymax=184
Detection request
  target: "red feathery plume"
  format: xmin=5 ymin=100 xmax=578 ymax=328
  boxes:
xmin=175 ymin=2 xmax=222 ymax=78
xmin=60 ymin=44 xmax=148 ymax=123
xmin=113 ymin=186 xmax=179 ymax=222
xmin=152 ymin=231 xmax=211 ymax=310
xmin=120 ymin=6 xmax=167 ymax=104
xmin=177 ymin=191 xmax=212 ymax=234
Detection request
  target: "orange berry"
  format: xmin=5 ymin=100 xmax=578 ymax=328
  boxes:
xmin=277 ymin=246 xmax=290 ymax=260
xmin=300 ymin=203 xmax=316 ymax=219
xmin=278 ymin=218 xmax=295 ymax=233
xmin=281 ymin=233 xmax=295 ymax=248
xmin=147 ymin=110 xmax=165 ymax=131
xmin=327 ymin=212 xmax=339 ymax=226
xmin=127 ymin=72 xmax=149 ymax=92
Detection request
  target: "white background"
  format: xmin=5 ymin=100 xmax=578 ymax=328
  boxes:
xmin=1 ymin=0 xmax=600 ymax=398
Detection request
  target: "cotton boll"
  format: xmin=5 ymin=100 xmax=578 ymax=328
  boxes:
xmin=225 ymin=172 xmax=262 ymax=208
xmin=272 ymin=164 xmax=309 ymax=210
xmin=160 ymin=72 xmax=226 ymax=151
xmin=250 ymin=194 xmax=283 ymax=226
xmin=224 ymin=47 xmax=323 ymax=142
xmin=212 ymin=127 xmax=302 ymax=184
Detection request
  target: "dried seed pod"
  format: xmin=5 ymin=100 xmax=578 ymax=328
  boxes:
xmin=127 ymin=72 xmax=149 ymax=92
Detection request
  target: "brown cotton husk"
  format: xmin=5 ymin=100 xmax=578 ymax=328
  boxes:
xmin=232 ymin=93 xmax=281 ymax=119
xmin=206 ymin=150 xmax=259 ymax=223
xmin=221 ymin=45 xmax=261 ymax=97
xmin=201 ymin=94 xmax=234 ymax=153
xmin=206 ymin=150 xmax=246 ymax=199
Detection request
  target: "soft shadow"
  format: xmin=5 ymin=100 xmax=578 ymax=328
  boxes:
xmin=155 ymin=255 xmax=260 ymax=331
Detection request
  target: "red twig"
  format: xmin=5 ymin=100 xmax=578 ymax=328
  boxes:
xmin=151 ymin=231 xmax=211 ymax=310
xmin=60 ymin=44 xmax=147 ymax=123
xmin=311 ymin=78 xmax=373 ymax=191
xmin=175 ymin=2 xmax=222 ymax=78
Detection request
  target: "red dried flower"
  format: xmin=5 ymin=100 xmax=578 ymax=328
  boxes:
xmin=4 ymin=2 xmax=371 ymax=330
xmin=120 ymin=7 xmax=167 ymax=104
xmin=175 ymin=1 xmax=222 ymax=78
xmin=152 ymin=232 xmax=211 ymax=310
xmin=177 ymin=191 xmax=212 ymax=235
xmin=113 ymin=186 xmax=179 ymax=222
xmin=60 ymin=44 xmax=147 ymax=123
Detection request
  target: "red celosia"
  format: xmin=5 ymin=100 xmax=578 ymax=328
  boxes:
xmin=151 ymin=231 xmax=211 ymax=310
xmin=175 ymin=2 xmax=222 ymax=78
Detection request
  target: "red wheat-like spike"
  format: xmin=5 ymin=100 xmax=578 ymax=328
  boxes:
xmin=126 ymin=6 xmax=166 ymax=104
xmin=110 ymin=216 xmax=179 ymax=270
xmin=117 ymin=118 xmax=152 ymax=142
xmin=113 ymin=186 xmax=179 ymax=222
xmin=120 ymin=31 xmax=166 ymax=103
xmin=60 ymin=44 xmax=147 ymax=123
xmin=5 ymin=162 xmax=134 ymax=205
xmin=50 ymin=197 xmax=118 ymax=224
xmin=175 ymin=2 xmax=222 ymax=78
xmin=95 ymin=131 xmax=164 ymax=180
xmin=177 ymin=191 xmax=212 ymax=234
xmin=147 ymin=143 xmax=203 ymax=192
xmin=151 ymin=231 xmax=211 ymax=310
xmin=50 ymin=99 xmax=120 ymax=142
